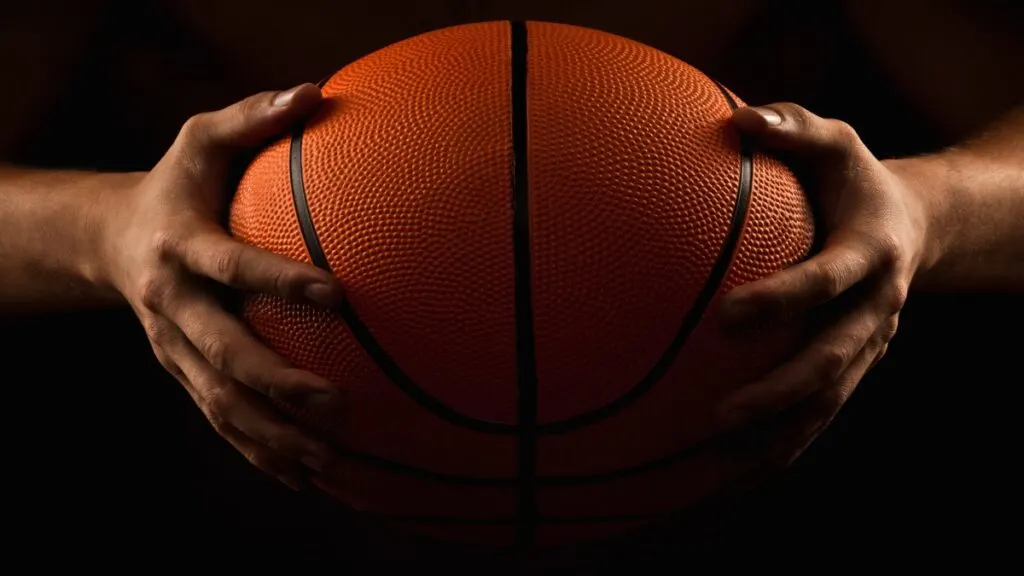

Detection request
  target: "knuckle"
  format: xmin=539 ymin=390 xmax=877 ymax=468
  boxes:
xmin=137 ymin=275 xmax=170 ymax=311
xmin=811 ymin=260 xmax=847 ymax=300
xmin=880 ymin=314 xmax=900 ymax=343
xmin=177 ymin=113 xmax=210 ymax=145
xmin=270 ymin=268 xmax=301 ymax=299
xmin=196 ymin=330 xmax=232 ymax=372
xmin=871 ymin=234 xmax=905 ymax=269
xmin=884 ymin=280 xmax=910 ymax=315
xmin=174 ymin=115 xmax=212 ymax=177
xmin=815 ymin=345 xmax=851 ymax=384
xmin=876 ymin=343 xmax=890 ymax=362
xmin=821 ymin=119 xmax=862 ymax=161
xmin=204 ymin=386 xmax=238 ymax=426
xmin=151 ymin=230 xmax=183 ymax=263
xmin=827 ymin=118 xmax=859 ymax=145
xmin=211 ymin=247 xmax=243 ymax=286
xmin=205 ymin=405 xmax=229 ymax=434
xmin=236 ymin=95 xmax=263 ymax=123
xmin=142 ymin=317 xmax=170 ymax=345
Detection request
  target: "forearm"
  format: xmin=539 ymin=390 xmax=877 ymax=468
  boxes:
xmin=894 ymin=106 xmax=1024 ymax=292
xmin=0 ymin=165 xmax=131 ymax=312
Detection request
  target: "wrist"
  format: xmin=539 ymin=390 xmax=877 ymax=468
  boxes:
xmin=77 ymin=171 xmax=145 ymax=301
xmin=882 ymin=154 xmax=960 ymax=290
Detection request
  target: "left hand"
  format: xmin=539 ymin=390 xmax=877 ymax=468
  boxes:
xmin=711 ymin=102 xmax=936 ymax=475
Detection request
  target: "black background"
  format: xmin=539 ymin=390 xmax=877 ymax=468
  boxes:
xmin=1 ymin=1 xmax=1021 ymax=571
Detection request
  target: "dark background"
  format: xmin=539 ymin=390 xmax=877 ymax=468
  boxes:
xmin=1 ymin=0 xmax=1021 ymax=571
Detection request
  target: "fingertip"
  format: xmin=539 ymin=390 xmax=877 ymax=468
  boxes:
xmin=290 ymin=83 xmax=325 ymax=108
xmin=280 ymin=474 xmax=307 ymax=492
xmin=717 ymin=290 xmax=751 ymax=325
xmin=732 ymin=106 xmax=783 ymax=133
xmin=303 ymin=279 xmax=344 ymax=308
xmin=271 ymin=83 xmax=323 ymax=109
xmin=276 ymin=370 xmax=343 ymax=408
xmin=717 ymin=285 xmax=779 ymax=335
xmin=716 ymin=385 xmax=778 ymax=431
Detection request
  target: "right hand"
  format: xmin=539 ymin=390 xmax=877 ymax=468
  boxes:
xmin=99 ymin=84 xmax=345 ymax=491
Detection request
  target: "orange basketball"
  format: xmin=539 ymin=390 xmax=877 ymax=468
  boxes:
xmin=229 ymin=20 xmax=814 ymax=547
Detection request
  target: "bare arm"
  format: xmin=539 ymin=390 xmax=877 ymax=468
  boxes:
xmin=844 ymin=0 xmax=1023 ymax=291
xmin=0 ymin=167 xmax=130 ymax=311
xmin=4 ymin=84 xmax=348 ymax=487
xmin=894 ymin=107 xmax=1024 ymax=292
xmin=0 ymin=3 xmax=126 ymax=312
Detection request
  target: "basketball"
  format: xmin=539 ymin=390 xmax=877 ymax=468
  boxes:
xmin=229 ymin=20 xmax=814 ymax=547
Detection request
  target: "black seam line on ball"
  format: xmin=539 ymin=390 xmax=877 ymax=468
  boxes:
xmin=296 ymin=83 xmax=753 ymax=438
xmin=711 ymin=79 xmax=751 ymax=284
xmin=510 ymin=19 xmax=537 ymax=555
xmin=288 ymin=60 xmax=753 ymax=481
xmin=329 ymin=410 xmax=726 ymax=486
xmin=290 ymin=128 xmax=331 ymax=270
xmin=296 ymin=77 xmax=756 ymax=489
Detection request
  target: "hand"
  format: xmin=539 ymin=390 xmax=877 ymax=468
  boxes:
xmin=100 ymin=84 xmax=346 ymax=491
xmin=712 ymin=102 xmax=934 ymax=472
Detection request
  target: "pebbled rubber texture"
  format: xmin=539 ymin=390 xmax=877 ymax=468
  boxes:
xmin=229 ymin=20 xmax=814 ymax=548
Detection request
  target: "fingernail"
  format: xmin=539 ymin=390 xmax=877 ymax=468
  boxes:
xmin=719 ymin=299 xmax=748 ymax=324
xmin=751 ymin=107 xmax=783 ymax=126
xmin=272 ymin=85 xmax=303 ymax=107
xmin=301 ymin=456 xmax=324 ymax=472
xmin=304 ymin=391 xmax=335 ymax=405
xmin=304 ymin=282 xmax=342 ymax=307
xmin=718 ymin=299 xmax=755 ymax=334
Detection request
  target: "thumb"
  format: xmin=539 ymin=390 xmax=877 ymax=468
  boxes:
xmin=731 ymin=102 xmax=863 ymax=162
xmin=176 ymin=83 xmax=324 ymax=161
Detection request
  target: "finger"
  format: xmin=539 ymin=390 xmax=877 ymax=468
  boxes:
xmin=139 ymin=313 xmax=191 ymax=384
xmin=158 ymin=283 xmax=339 ymax=403
xmin=767 ymin=330 xmax=888 ymax=469
xmin=868 ymin=343 xmax=889 ymax=371
xmin=718 ymin=295 xmax=883 ymax=428
xmin=703 ymin=328 xmax=891 ymax=503
xmin=177 ymin=84 xmax=324 ymax=159
xmin=219 ymin=423 xmax=310 ymax=491
xmin=730 ymin=102 xmax=864 ymax=162
xmin=227 ymin=384 xmax=336 ymax=473
xmin=179 ymin=227 xmax=343 ymax=307
xmin=160 ymin=318 xmax=336 ymax=469
xmin=719 ymin=239 xmax=873 ymax=330
xmin=695 ymin=381 xmax=839 ymax=501
xmin=867 ymin=313 xmax=899 ymax=371
xmin=143 ymin=318 xmax=313 ymax=490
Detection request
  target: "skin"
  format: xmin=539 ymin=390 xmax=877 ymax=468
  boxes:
xmin=1 ymin=0 xmax=1022 ymax=498
xmin=713 ymin=103 xmax=1024 ymax=479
